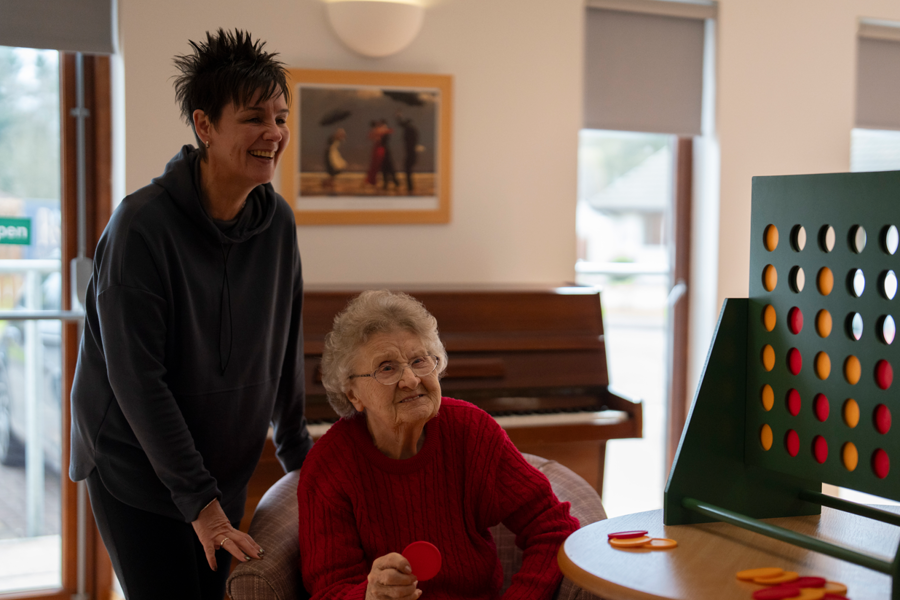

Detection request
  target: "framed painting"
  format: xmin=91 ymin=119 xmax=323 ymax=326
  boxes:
xmin=281 ymin=69 xmax=452 ymax=224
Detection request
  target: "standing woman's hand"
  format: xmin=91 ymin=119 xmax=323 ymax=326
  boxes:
xmin=366 ymin=553 xmax=421 ymax=600
xmin=191 ymin=499 xmax=263 ymax=571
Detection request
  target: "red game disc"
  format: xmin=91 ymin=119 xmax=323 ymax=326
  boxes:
xmin=873 ymin=448 xmax=890 ymax=479
xmin=607 ymin=530 xmax=648 ymax=540
xmin=787 ymin=348 xmax=802 ymax=375
xmin=402 ymin=541 xmax=442 ymax=582
xmin=788 ymin=307 xmax=803 ymax=334
xmin=875 ymin=359 xmax=893 ymax=390
xmin=752 ymin=587 xmax=803 ymax=600
xmin=787 ymin=389 xmax=801 ymax=416
xmin=787 ymin=576 xmax=826 ymax=588
xmin=813 ymin=436 xmax=828 ymax=464
xmin=785 ymin=429 xmax=800 ymax=457
xmin=875 ymin=404 xmax=892 ymax=434
xmin=813 ymin=394 xmax=830 ymax=422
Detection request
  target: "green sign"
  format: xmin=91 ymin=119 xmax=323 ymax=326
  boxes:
xmin=0 ymin=218 xmax=31 ymax=245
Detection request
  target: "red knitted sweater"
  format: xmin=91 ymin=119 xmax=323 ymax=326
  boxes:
xmin=297 ymin=397 xmax=579 ymax=600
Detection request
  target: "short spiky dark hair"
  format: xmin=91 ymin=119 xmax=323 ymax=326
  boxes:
xmin=173 ymin=29 xmax=291 ymax=151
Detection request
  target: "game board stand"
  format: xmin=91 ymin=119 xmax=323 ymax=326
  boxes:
xmin=664 ymin=171 xmax=900 ymax=598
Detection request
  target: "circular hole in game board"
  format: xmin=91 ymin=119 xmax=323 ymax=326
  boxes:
xmin=785 ymin=430 xmax=800 ymax=457
xmin=875 ymin=404 xmax=892 ymax=435
xmin=844 ymin=355 xmax=861 ymax=385
xmin=814 ymin=393 xmax=830 ymax=421
xmin=843 ymin=442 xmax=859 ymax=471
xmin=760 ymin=424 xmax=773 ymax=451
xmin=789 ymin=267 xmax=805 ymax=293
xmin=819 ymin=225 xmax=836 ymax=252
xmin=846 ymin=313 xmax=863 ymax=341
xmin=815 ymin=351 xmax=831 ymax=380
xmin=850 ymin=225 xmax=867 ymax=253
xmin=816 ymin=310 xmax=832 ymax=338
xmin=788 ymin=307 xmax=803 ymax=334
xmin=876 ymin=359 xmax=893 ymax=390
xmin=786 ymin=389 xmax=801 ymax=416
xmin=763 ymin=265 xmax=777 ymax=292
xmin=764 ymin=225 xmax=779 ymax=251
xmin=762 ymin=305 xmax=776 ymax=332
xmin=849 ymin=269 xmax=866 ymax=297
xmin=813 ymin=435 xmax=828 ymax=464
xmin=844 ymin=399 xmax=860 ymax=428
xmin=881 ymin=270 xmax=898 ymax=300
xmin=883 ymin=225 xmax=899 ymax=255
xmin=762 ymin=345 xmax=776 ymax=371
xmin=791 ymin=225 xmax=807 ymax=251
xmin=761 ymin=385 xmax=774 ymax=411
xmin=880 ymin=315 xmax=896 ymax=345
xmin=787 ymin=348 xmax=802 ymax=375
xmin=817 ymin=267 xmax=834 ymax=296
xmin=872 ymin=449 xmax=890 ymax=479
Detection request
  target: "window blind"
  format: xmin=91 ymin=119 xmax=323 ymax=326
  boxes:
xmin=857 ymin=24 xmax=900 ymax=131
xmin=584 ymin=7 xmax=706 ymax=135
xmin=0 ymin=0 xmax=116 ymax=54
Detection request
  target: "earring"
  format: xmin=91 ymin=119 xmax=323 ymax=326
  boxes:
xmin=204 ymin=140 xmax=210 ymax=149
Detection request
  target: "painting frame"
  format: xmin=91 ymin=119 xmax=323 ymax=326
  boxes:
xmin=281 ymin=69 xmax=453 ymax=225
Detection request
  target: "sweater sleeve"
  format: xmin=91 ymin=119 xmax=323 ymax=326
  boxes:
xmin=297 ymin=457 xmax=369 ymax=600
xmin=270 ymin=231 xmax=313 ymax=473
xmin=97 ymin=233 xmax=219 ymax=522
xmin=476 ymin=418 xmax=580 ymax=600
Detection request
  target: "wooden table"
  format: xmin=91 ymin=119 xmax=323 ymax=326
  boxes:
xmin=558 ymin=507 xmax=900 ymax=600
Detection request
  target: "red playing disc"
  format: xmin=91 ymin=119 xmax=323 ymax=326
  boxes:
xmin=875 ymin=359 xmax=893 ymax=390
xmin=607 ymin=530 xmax=648 ymax=539
xmin=402 ymin=541 xmax=442 ymax=582
xmin=875 ymin=404 xmax=892 ymax=434
xmin=787 ymin=576 xmax=826 ymax=588
xmin=814 ymin=394 xmax=830 ymax=422
xmin=752 ymin=587 xmax=804 ymax=600
xmin=787 ymin=389 xmax=801 ymax=416
xmin=785 ymin=429 xmax=800 ymax=457
xmin=787 ymin=348 xmax=802 ymax=375
xmin=873 ymin=448 xmax=890 ymax=479
xmin=788 ymin=307 xmax=803 ymax=334
xmin=813 ymin=435 xmax=828 ymax=464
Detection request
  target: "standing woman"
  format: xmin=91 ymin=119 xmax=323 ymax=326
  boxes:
xmin=69 ymin=29 xmax=313 ymax=600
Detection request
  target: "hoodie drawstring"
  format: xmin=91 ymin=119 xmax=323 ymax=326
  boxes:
xmin=219 ymin=245 xmax=233 ymax=373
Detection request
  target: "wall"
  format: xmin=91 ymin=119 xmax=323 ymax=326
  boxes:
xmin=119 ymin=0 xmax=584 ymax=285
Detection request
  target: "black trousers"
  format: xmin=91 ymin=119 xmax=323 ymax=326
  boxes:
xmin=86 ymin=471 xmax=234 ymax=600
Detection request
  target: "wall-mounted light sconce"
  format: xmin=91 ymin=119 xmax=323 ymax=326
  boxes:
xmin=326 ymin=0 xmax=425 ymax=58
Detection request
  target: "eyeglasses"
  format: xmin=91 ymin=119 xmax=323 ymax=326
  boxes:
xmin=348 ymin=355 xmax=440 ymax=385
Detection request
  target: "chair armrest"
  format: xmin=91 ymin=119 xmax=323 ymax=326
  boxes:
xmin=226 ymin=470 xmax=306 ymax=600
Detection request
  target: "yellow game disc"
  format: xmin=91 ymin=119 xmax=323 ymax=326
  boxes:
xmin=815 ymin=352 xmax=831 ymax=380
xmin=609 ymin=536 xmax=651 ymax=548
xmin=824 ymin=581 xmax=848 ymax=595
xmin=761 ymin=385 xmax=774 ymax=411
xmin=763 ymin=265 xmax=778 ymax=292
xmin=844 ymin=355 xmax=861 ymax=385
xmin=760 ymin=424 xmax=773 ymax=451
xmin=754 ymin=570 xmax=799 ymax=584
xmin=762 ymin=345 xmax=776 ymax=371
xmin=816 ymin=310 xmax=832 ymax=338
xmin=843 ymin=399 xmax=860 ymax=428
xmin=842 ymin=442 xmax=858 ymax=471
xmin=763 ymin=304 xmax=777 ymax=332
xmin=642 ymin=538 xmax=678 ymax=550
xmin=794 ymin=589 xmax=826 ymax=600
xmin=764 ymin=225 xmax=779 ymax=251
xmin=818 ymin=267 xmax=834 ymax=295
xmin=736 ymin=567 xmax=784 ymax=581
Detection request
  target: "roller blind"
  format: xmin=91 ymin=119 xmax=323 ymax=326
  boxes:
xmin=584 ymin=7 xmax=706 ymax=135
xmin=0 ymin=0 xmax=116 ymax=54
xmin=857 ymin=25 xmax=900 ymax=131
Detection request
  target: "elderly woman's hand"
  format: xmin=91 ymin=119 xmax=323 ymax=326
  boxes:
xmin=191 ymin=499 xmax=262 ymax=571
xmin=366 ymin=553 xmax=421 ymax=600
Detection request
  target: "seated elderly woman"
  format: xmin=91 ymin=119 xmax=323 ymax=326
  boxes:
xmin=297 ymin=290 xmax=579 ymax=600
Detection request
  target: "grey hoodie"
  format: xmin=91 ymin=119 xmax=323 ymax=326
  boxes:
xmin=70 ymin=145 xmax=312 ymax=523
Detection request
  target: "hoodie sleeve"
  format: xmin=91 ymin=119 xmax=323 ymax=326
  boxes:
xmin=270 ymin=227 xmax=314 ymax=473
xmin=97 ymin=231 xmax=220 ymax=522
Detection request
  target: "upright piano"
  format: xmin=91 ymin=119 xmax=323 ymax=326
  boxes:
xmin=240 ymin=285 xmax=642 ymax=529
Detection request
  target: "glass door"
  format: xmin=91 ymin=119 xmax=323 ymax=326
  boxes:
xmin=0 ymin=45 xmax=65 ymax=595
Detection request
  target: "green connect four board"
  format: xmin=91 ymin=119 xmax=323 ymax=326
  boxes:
xmin=665 ymin=171 xmax=900 ymax=597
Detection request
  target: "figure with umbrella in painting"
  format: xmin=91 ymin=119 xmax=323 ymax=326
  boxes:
xmin=319 ymin=109 xmax=350 ymax=195
xmin=396 ymin=112 xmax=419 ymax=195
xmin=366 ymin=120 xmax=390 ymax=191
xmin=378 ymin=118 xmax=399 ymax=191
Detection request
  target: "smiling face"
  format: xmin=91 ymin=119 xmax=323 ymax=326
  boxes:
xmin=195 ymin=90 xmax=290 ymax=193
xmin=346 ymin=329 xmax=442 ymax=449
